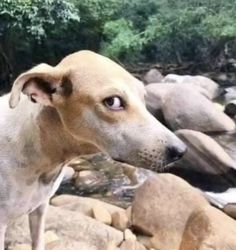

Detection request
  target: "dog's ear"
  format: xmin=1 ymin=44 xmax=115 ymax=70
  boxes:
xmin=9 ymin=63 xmax=72 ymax=108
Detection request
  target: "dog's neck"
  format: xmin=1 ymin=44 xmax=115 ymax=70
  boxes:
xmin=36 ymin=105 xmax=99 ymax=169
xmin=0 ymin=94 xmax=97 ymax=174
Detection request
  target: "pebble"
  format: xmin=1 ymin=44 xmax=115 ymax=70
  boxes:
xmin=92 ymin=205 xmax=112 ymax=225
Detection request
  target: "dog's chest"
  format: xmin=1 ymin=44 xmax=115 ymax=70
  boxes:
xmin=0 ymin=164 xmax=65 ymax=223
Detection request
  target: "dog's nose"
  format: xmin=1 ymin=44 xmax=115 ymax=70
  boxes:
xmin=166 ymin=145 xmax=187 ymax=161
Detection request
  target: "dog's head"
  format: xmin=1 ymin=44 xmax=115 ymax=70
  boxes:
xmin=9 ymin=50 xmax=186 ymax=171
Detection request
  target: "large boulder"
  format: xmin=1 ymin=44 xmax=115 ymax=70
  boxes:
xmin=6 ymin=206 xmax=123 ymax=250
xmin=179 ymin=205 xmax=236 ymax=250
xmin=131 ymin=174 xmax=236 ymax=250
xmin=131 ymin=174 xmax=208 ymax=250
xmin=175 ymin=129 xmax=236 ymax=174
xmin=145 ymin=83 xmax=212 ymax=124
xmin=145 ymin=83 xmax=174 ymax=123
xmin=170 ymin=130 xmax=236 ymax=209
xmin=162 ymin=74 xmax=220 ymax=99
xmin=162 ymin=85 xmax=235 ymax=132
xmin=145 ymin=83 xmax=235 ymax=132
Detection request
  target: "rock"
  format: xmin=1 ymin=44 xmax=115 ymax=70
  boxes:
xmin=124 ymin=229 xmax=136 ymax=241
xmin=120 ymin=240 xmax=146 ymax=250
xmin=145 ymin=83 xmax=235 ymax=132
xmin=45 ymin=240 xmax=97 ymax=250
xmin=51 ymin=195 xmax=124 ymax=217
xmin=122 ymin=164 xmax=139 ymax=185
xmin=224 ymin=86 xmax=236 ymax=103
xmin=132 ymin=174 xmax=208 ymax=250
xmin=175 ymin=129 xmax=236 ymax=174
xmin=145 ymin=83 xmax=175 ymax=123
xmin=112 ymin=211 xmax=129 ymax=231
xmin=126 ymin=206 xmax=132 ymax=221
xmin=179 ymin=205 xmax=236 ymax=250
xmin=58 ymin=153 xmax=154 ymax=208
xmin=162 ymin=85 xmax=235 ymax=132
xmin=10 ymin=244 xmax=32 ymax=250
xmin=223 ymin=203 xmax=236 ymax=219
xmin=106 ymin=241 xmax=120 ymax=250
xmin=169 ymin=130 xmax=236 ymax=209
xmin=75 ymin=170 xmax=108 ymax=190
xmin=50 ymin=194 xmax=79 ymax=206
xmin=6 ymin=206 xmax=123 ymax=250
xmin=62 ymin=166 xmax=75 ymax=183
xmin=162 ymin=74 xmax=220 ymax=99
xmin=120 ymin=240 xmax=136 ymax=250
xmin=66 ymin=157 xmax=92 ymax=171
xmin=143 ymin=68 xmax=163 ymax=84
xmin=213 ymin=102 xmax=224 ymax=112
xmin=92 ymin=205 xmax=112 ymax=225
xmin=224 ymin=100 xmax=236 ymax=116
xmin=44 ymin=231 xmax=59 ymax=244
xmin=136 ymin=236 xmax=152 ymax=249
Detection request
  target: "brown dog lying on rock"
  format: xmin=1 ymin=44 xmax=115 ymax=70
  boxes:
xmin=0 ymin=50 xmax=186 ymax=250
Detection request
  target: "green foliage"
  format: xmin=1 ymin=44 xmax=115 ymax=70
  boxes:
xmin=0 ymin=0 xmax=80 ymax=39
xmin=101 ymin=0 xmax=236 ymax=63
xmin=102 ymin=19 xmax=144 ymax=59
xmin=1 ymin=0 xmax=236 ymax=91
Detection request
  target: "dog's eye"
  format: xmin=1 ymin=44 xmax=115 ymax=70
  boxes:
xmin=103 ymin=96 xmax=124 ymax=110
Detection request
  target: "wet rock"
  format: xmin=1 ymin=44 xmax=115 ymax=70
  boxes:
xmin=162 ymin=74 xmax=220 ymax=99
xmin=58 ymin=153 xmax=154 ymax=208
xmin=92 ymin=205 xmax=112 ymax=225
xmin=175 ymin=129 xmax=236 ymax=174
xmin=62 ymin=166 xmax=75 ymax=182
xmin=224 ymin=100 xmax=236 ymax=117
xmin=132 ymin=174 xmax=208 ymax=250
xmin=143 ymin=68 xmax=163 ymax=84
xmin=66 ymin=157 xmax=92 ymax=171
xmin=75 ymin=170 xmax=108 ymax=191
xmin=6 ymin=206 xmax=123 ymax=250
xmin=122 ymin=164 xmax=139 ymax=185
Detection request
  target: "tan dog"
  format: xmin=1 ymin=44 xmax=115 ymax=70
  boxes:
xmin=0 ymin=50 xmax=186 ymax=250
